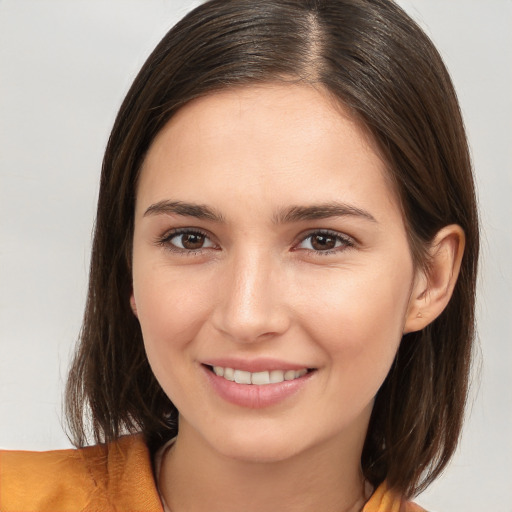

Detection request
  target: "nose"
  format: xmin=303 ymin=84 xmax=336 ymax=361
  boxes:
xmin=211 ymin=250 xmax=291 ymax=343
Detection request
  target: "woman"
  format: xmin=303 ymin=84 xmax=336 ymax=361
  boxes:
xmin=1 ymin=1 xmax=478 ymax=511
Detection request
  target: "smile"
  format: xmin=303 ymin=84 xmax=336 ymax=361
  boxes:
xmin=203 ymin=363 xmax=315 ymax=408
xmin=210 ymin=366 xmax=309 ymax=385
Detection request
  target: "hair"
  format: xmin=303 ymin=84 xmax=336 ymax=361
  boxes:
xmin=65 ymin=0 xmax=479 ymax=499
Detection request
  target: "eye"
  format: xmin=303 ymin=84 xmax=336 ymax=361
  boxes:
xmin=157 ymin=229 xmax=217 ymax=252
xmin=296 ymin=230 xmax=354 ymax=253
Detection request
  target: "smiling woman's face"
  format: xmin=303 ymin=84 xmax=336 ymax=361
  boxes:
xmin=131 ymin=84 xmax=423 ymax=463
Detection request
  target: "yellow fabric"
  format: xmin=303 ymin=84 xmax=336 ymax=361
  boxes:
xmin=362 ymin=481 xmax=426 ymax=512
xmin=0 ymin=434 xmax=163 ymax=512
xmin=0 ymin=435 xmax=424 ymax=512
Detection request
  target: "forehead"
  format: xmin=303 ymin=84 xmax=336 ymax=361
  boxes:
xmin=137 ymin=83 xmax=401 ymax=223
xmin=148 ymin=83 xmax=378 ymax=161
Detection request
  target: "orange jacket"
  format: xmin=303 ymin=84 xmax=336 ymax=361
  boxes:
xmin=0 ymin=435 xmax=425 ymax=512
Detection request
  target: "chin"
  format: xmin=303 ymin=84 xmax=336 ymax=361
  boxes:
xmin=220 ymin=439 xmax=302 ymax=464
xmin=205 ymin=424 xmax=307 ymax=464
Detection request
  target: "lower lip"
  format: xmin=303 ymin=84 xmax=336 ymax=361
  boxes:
xmin=202 ymin=366 xmax=314 ymax=409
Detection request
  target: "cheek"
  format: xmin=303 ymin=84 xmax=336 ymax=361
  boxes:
xmin=133 ymin=278 xmax=211 ymax=411
xmin=132 ymin=266 xmax=214 ymax=376
xmin=297 ymin=264 xmax=413 ymax=376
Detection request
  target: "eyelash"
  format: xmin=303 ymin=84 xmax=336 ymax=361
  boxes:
xmin=294 ymin=230 xmax=355 ymax=255
xmin=155 ymin=228 xmax=355 ymax=256
xmin=155 ymin=228 xmax=218 ymax=255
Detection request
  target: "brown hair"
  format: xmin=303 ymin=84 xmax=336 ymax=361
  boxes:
xmin=65 ymin=0 xmax=479 ymax=498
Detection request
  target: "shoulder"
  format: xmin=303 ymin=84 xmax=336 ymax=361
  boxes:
xmin=0 ymin=434 xmax=163 ymax=512
xmin=363 ymin=481 xmax=428 ymax=512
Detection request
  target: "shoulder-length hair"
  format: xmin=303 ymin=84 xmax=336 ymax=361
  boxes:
xmin=66 ymin=0 xmax=479 ymax=498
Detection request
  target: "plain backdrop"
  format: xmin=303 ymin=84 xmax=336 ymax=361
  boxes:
xmin=1 ymin=1 xmax=511 ymax=511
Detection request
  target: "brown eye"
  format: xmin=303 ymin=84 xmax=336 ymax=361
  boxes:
xmin=296 ymin=231 xmax=353 ymax=253
xmin=163 ymin=230 xmax=216 ymax=251
xmin=310 ymin=234 xmax=337 ymax=251
xmin=181 ymin=233 xmax=206 ymax=250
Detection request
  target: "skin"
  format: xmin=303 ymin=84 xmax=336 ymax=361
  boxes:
xmin=130 ymin=84 xmax=464 ymax=512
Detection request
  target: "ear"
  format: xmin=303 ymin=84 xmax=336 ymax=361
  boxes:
xmin=404 ymin=224 xmax=465 ymax=334
xmin=130 ymin=293 xmax=138 ymax=318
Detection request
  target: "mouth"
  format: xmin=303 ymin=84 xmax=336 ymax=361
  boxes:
xmin=204 ymin=365 xmax=314 ymax=385
xmin=202 ymin=363 xmax=316 ymax=408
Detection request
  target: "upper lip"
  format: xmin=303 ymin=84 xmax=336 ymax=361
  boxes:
xmin=202 ymin=358 xmax=313 ymax=373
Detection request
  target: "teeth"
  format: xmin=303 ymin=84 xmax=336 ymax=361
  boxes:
xmin=234 ymin=370 xmax=252 ymax=384
xmin=223 ymin=367 xmax=235 ymax=381
xmin=251 ymin=371 xmax=270 ymax=385
xmin=269 ymin=370 xmax=285 ymax=383
xmin=284 ymin=370 xmax=296 ymax=381
xmin=211 ymin=366 xmax=309 ymax=385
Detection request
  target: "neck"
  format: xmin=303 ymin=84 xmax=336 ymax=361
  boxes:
xmin=159 ymin=421 xmax=369 ymax=512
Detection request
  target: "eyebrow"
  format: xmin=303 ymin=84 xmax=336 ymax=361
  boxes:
xmin=273 ymin=202 xmax=377 ymax=224
xmin=144 ymin=200 xmax=225 ymax=222
xmin=143 ymin=200 xmax=377 ymax=224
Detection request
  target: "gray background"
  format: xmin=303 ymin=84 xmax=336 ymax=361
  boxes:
xmin=1 ymin=1 xmax=511 ymax=510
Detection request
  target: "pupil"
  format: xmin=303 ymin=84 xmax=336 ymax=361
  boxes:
xmin=183 ymin=233 xmax=204 ymax=249
xmin=312 ymin=234 xmax=335 ymax=250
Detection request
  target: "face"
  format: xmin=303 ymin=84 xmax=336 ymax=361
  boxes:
xmin=131 ymin=84 xmax=422 ymax=463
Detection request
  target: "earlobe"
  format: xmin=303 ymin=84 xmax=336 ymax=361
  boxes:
xmin=130 ymin=293 xmax=138 ymax=318
xmin=404 ymin=224 xmax=465 ymax=334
